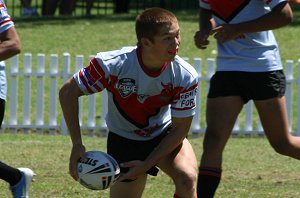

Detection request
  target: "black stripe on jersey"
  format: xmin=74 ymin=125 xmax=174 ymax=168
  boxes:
xmin=210 ymin=0 xmax=251 ymax=23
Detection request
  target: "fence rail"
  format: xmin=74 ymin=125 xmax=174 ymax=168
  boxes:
xmin=2 ymin=53 xmax=300 ymax=136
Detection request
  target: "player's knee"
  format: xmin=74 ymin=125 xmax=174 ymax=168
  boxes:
xmin=270 ymin=140 xmax=291 ymax=156
xmin=174 ymin=169 xmax=197 ymax=193
xmin=203 ymin=128 xmax=224 ymax=151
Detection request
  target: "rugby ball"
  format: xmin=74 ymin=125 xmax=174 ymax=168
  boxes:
xmin=77 ymin=151 xmax=120 ymax=190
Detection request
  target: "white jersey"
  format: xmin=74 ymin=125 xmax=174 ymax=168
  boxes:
xmin=0 ymin=0 xmax=14 ymax=100
xmin=199 ymin=0 xmax=286 ymax=72
xmin=74 ymin=46 xmax=199 ymax=141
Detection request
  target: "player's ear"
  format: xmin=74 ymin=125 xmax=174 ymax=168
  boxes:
xmin=140 ymin=38 xmax=152 ymax=47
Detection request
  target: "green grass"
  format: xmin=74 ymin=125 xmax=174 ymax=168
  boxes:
xmin=1 ymin=134 xmax=300 ymax=198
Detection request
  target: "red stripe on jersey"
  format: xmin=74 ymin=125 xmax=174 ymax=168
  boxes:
xmin=83 ymin=58 xmax=103 ymax=85
xmin=0 ymin=19 xmax=12 ymax=26
xmin=91 ymin=58 xmax=110 ymax=88
xmin=93 ymin=83 xmax=102 ymax=92
xmin=0 ymin=4 xmax=5 ymax=8
xmin=79 ymin=70 xmax=94 ymax=94
xmin=171 ymin=106 xmax=195 ymax=111
xmin=208 ymin=0 xmax=250 ymax=22
xmin=265 ymin=0 xmax=272 ymax=4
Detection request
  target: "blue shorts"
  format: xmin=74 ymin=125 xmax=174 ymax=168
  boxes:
xmin=207 ymin=70 xmax=286 ymax=103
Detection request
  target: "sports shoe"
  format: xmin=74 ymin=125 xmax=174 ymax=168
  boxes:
xmin=10 ymin=168 xmax=35 ymax=198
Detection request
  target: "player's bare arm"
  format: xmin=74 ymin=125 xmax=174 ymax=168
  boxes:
xmin=194 ymin=8 xmax=213 ymax=49
xmin=0 ymin=27 xmax=20 ymax=61
xmin=119 ymin=116 xmax=193 ymax=181
xmin=59 ymin=77 xmax=86 ymax=181
xmin=211 ymin=1 xmax=293 ymax=43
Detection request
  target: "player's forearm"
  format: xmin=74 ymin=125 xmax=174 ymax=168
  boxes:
xmin=0 ymin=27 xmax=21 ymax=61
xmin=199 ymin=8 xmax=213 ymax=31
xmin=0 ymin=38 xmax=21 ymax=61
xmin=59 ymin=80 xmax=83 ymax=146
xmin=144 ymin=117 xmax=193 ymax=169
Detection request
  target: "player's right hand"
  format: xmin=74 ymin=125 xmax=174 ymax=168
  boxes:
xmin=69 ymin=144 xmax=86 ymax=181
xmin=194 ymin=30 xmax=210 ymax=49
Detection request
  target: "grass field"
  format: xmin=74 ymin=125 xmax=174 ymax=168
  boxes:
xmin=1 ymin=134 xmax=300 ymax=198
xmin=1 ymin=4 xmax=300 ymax=198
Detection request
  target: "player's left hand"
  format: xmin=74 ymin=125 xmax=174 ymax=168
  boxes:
xmin=211 ymin=24 xmax=242 ymax=43
xmin=118 ymin=160 xmax=146 ymax=181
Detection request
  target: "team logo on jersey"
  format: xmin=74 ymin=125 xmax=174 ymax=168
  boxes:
xmin=117 ymin=78 xmax=137 ymax=97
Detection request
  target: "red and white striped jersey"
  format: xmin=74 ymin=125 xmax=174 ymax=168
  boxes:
xmin=74 ymin=46 xmax=199 ymax=140
xmin=0 ymin=0 xmax=13 ymax=34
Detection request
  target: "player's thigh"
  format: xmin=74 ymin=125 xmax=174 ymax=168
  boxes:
xmin=110 ymin=174 xmax=147 ymax=198
xmin=254 ymin=96 xmax=290 ymax=142
xmin=206 ymin=96 xmax=244 ymax=138
xmin=157 ymin=138 xmax=198 ymax=183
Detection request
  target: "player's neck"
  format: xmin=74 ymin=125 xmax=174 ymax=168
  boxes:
xmin=140 ymin=48 xmax=166 ymax=72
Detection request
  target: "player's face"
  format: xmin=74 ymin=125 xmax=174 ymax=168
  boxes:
xmin=151 ymin=22 xmax=181 ymax=62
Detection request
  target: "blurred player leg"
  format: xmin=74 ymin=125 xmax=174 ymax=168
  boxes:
xmin=255 ymin=97 xmax=300 ymax=159
xmin=198 ymin=96 xmax=243 ymax=197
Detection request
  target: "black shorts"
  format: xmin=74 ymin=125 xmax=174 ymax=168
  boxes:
xmin=107 ymin=130 xmax=169 ymax=177
xmin=207 ymin=70 xmax=286 ymax=103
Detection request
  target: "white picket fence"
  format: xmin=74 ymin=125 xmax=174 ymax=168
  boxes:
xmin=2 ymin=53 xmax=300 ymax=136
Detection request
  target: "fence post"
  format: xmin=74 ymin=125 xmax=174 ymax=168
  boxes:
xmin=9 ymin=55 xmax=19 ymax=133
xmin=285 ymin=60 xmax=294 ymax=133
xmin=60 ymin=53 xmax=71 ymax=135
xmin=76 ymin=55 xmax=84 ymax=126
xmin=36 ymin=54 xmax=45 ymax=134
xmin=88 ymin=94 xmax=96 ymax=136
xmin=191 ymin=58 xmax=201 ymax=135
xmin=49 ymin=54 xmax=59 ymax=135
xmin=23 ymin=53 xmax=32 ymax=134
xmin=297 ymin=59 xmax=300 ymax=136
xmin=100 ymin=90 xmax=108 ymax=137
xmin=244 ymin=102 xmax=253 ymax=132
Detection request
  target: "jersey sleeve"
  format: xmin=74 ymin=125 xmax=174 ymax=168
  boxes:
xmin=0 ymin=1 xmax=14 ymax=34
xmin=73 ymin=56 xmax=108 ymax=95
xmin=170 ymin=60 xmax=199 ymax=118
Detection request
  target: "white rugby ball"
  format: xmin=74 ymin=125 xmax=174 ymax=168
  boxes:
xmin=77 ymin=151 xmax=120 ymax=190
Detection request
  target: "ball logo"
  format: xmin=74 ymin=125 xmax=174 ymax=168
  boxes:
xmin=77 ymin=151 xmax=120 ymax=190
xmin=78 ymin=164 xmax=83 ymax=173
xmin=79 ymin=157 xmax=99 ymax=166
